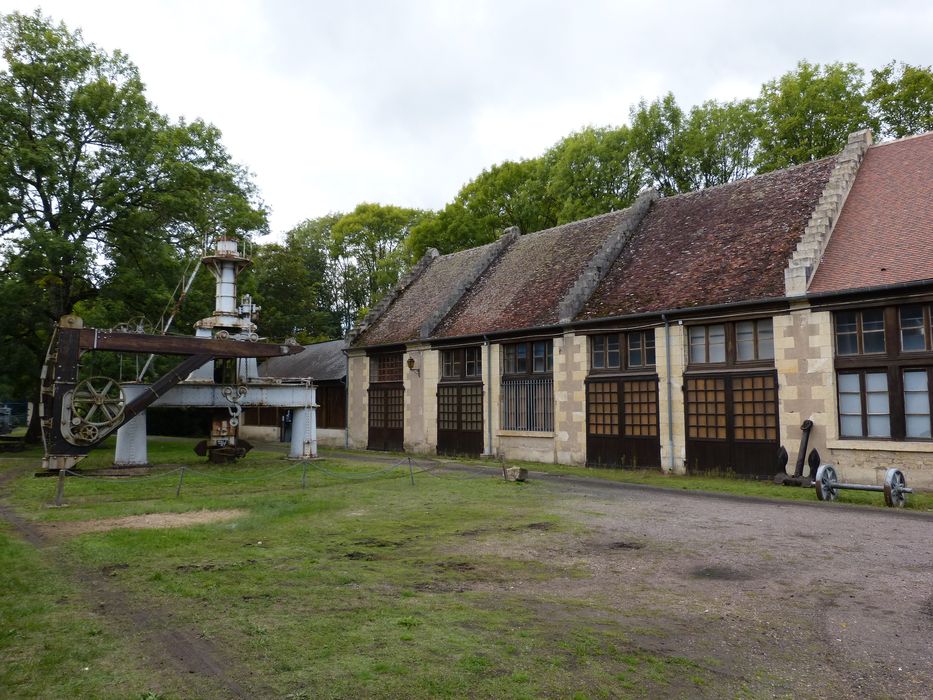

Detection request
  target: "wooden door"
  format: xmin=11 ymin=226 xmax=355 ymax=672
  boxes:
xmin=586 ymin=378 xmax=661 ymax=468
xmin=368 ymin=384 xmax=404 ymax=451
xmin=437 ymin=384 xmax=484 ymax=456
xmin=684 ymin=372 xmax=778 ymax=477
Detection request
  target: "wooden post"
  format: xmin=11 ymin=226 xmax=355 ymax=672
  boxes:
xmin=54 ymin=469 xmax=66 ymax=506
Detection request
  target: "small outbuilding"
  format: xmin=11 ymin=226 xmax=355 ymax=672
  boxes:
xmin=240 ymin=339 xmax=347 ymax=447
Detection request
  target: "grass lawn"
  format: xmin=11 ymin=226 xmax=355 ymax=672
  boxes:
xmin=0 ymin=438 xmax=929 ymax=698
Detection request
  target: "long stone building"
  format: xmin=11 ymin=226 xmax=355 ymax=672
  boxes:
xmin=344 ymin=129 xmax=933 ymax=488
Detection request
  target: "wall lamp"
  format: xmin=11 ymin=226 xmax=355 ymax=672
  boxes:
xmin=406 ymin=356 xmax=420 ymax=376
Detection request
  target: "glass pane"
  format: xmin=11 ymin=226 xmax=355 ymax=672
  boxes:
xmin=708 ymin=325 xmax=726 ymax=363
xmin=861 ymin=309 xmax=885 ymax=332
xmin=736 ymin=321 xmax=754 ymax=361
xmin=515 ymin=344 xmax=527 ymax=373
xmin=533 ymin=342 xmax=546 ymax=373
xmin=837 ymin=373 xmax=860 ymax=392
xmin=592 ymin=336 xmax=604 ymax=369
xmin=628 ymin=339 xmax=642 ymax=368
xmin=546 ymin=343 xmax=553 ymax=372
xmin=607 ymin=335 xmax=620 ymax=368
xmin=906 ymin=415 xmax=931 ymax=439
xmin=900 ymin=306 xmax=925 ymax=352
xmin=862 ymin=309 xmax=886 ymax=354
xmin=902 ymin=327 xmax=926 ymax=352
xmin=836 ymin=311 xmax=858 ymax=333
xmin=839 ymin=393 xmax=862 ymax=414
xmin=840 ymin=415 xmax=863 ymax=437
xmin=863 ymin=330 xmax=885 ymax=354
xmin=644 ymin=333 xmax=656 ymax=366
xmin=835 ymin=311 xmax=858 ymax=355
xmin=867 ymin=415 xmax=891 ymax=437
xmin=904 ymin=370 xmax=928 ymax=391
xmin=837 ymin=334 xmax=859 ymax=356
xmin=757 ymin=319 xmax=774 ymax=360
xmin=865 ymin=372 xmax=888 ymax=393
xmin=688 ymin=327 xmax=706 ymax=364
xmin=866 ymin=390 xmax=889 ymax=414
xmin=906 ymin=392 xmax=929 ymax=414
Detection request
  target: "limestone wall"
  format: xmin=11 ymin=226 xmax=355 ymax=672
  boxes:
xmin=553 ymin=332 xmax=587 ymax=465
xmin=402 ymin=344 xmax=437 ymax=455
xmin=655 ymin=323 xmax=686 ymax=473
xmin=773 ymin=304 xmax=933 ymax=490
xmin=346 ymin=351 xmax=369 ymax=449
xmin=773 ymin=306 xmax=835 ymax=463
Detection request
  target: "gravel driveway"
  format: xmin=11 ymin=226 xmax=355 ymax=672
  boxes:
xmin=454 ymin=467 xmax=933 ymax=698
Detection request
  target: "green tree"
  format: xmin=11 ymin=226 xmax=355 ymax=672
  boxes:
xmin=0 ymin=11 xmax=266 ymax=438
xmin=755 ymin=60 xmax=875 ymax=172
xmin=868 ymin=61 xmax=933 ymax=139
xmin=331 ymin=203 xmax=429 ymax=312
xmin=682 ymin=99 xmax=760 ymax=187
xmin=250 ymin=216 xmax=342 ymax=342
xmin=629 ymin=93 xmax=692 ymax=195
xmin=545 ymin=126 xmax=644 ymax=223
xmin=406 ymin=159 xmax=554 ymax=259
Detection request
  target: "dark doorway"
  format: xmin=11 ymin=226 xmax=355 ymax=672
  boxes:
xmin=367 ymin=353 xmax=404 ymax=452
xmin=586 ymin=377 xmax=661 ymax=468
xmin=437 ymin=383 xmax=484 ymax=456
xmin=368 ymin=385 xmax=404 ymax=451
xmin=684 ymin=372 xmax=779 ymax=477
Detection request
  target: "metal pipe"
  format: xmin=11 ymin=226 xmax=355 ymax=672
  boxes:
xmin=342 ymin=347 xmax=350 ymax=449
xmin=829 ymin=482 xmax=913 ymax=494
xmin=484 ymin=335 xmax=493 ymax=456
xmin=662 ymin=314 xmax=675 ymax=472
xmin=137 ymin=259 xmax=202 ymax=381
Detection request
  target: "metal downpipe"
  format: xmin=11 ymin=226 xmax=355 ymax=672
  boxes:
xmin=663 ymin=314 xmax=675 ymax=472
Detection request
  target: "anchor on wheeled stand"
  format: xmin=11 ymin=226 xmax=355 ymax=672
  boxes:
xmin=775 ymin=419 xmax=820 ymax=487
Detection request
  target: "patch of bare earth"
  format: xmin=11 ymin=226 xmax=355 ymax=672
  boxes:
xmin=0 ymin=490 xmax=264 ymax=698
xmin=442 ymin=478 xmax=933 ymax=698
xmin=41 ymin=508 xmax=247 ymax=537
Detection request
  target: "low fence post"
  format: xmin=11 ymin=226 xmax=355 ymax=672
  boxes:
xmin=175 ymin=465 xmax=186 ymax=497
xmin=54 ymin=469 xmax=66 ymax=506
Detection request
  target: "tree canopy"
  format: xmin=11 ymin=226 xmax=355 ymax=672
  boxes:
xmin=5 ymin=12 xmax=933 ymax=415
xmin=0 ymin=11 xmax=266 ymax=430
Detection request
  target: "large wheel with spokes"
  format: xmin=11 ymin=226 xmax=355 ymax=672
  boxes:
xmin=70 ymin=377 xmax=125 ymax=427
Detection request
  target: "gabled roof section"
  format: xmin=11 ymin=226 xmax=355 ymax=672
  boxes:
xmin=352 ymin=234 xmax=515 ymax=347
xmin=434 ymin=200 xmax=653 ymax=338
xmin=809 ymin=131 xmax=933 ymax=294
xmin=576 ymin=157 xmax=837 ymax=320
xmin=260 ymin=339 xmax=347 ymax=381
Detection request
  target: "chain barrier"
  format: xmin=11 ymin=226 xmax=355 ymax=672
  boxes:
xmin=49 ymin=454 xmax=505 ymax=505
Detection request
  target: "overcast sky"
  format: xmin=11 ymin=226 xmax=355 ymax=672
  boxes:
xmin=6 ymin=1 xmax=933 ymax=239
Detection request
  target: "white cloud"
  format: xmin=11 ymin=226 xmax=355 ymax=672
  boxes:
xmin=6 ymin=0 xmax=933 ymax=238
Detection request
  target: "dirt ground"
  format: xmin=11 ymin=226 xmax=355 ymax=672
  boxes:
xmin=2 ymin=458 xmax=931 ymax=698
xmin=39 ymin=508 xmax=246 ymax=537
xmin=462 ymin=471 xmax=933 ymax=698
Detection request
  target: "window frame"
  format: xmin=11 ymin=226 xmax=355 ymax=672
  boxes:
xmin=369 ymin=352 xmax=403 ymax=383
xmin=588 ymin=330 xmax=657 ymax=374
xmin=440 ymin=347 xmax=483 ymax=382
xmin=833 ymin=304 xmax=933 ymax=442
xmin=685 ymin=319 xmax=775 ymax=369
xmin=502 ymin=340 xmax=553 ymax=378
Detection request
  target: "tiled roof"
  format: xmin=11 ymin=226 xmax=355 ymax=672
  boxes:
xmin=355 ymin=243 xmax=497 ymax=346
xmin=809 ymin=132 xmax=933 ymax=294
xmin=434 ymin=209 xmax=635 ymax=337
xmin=576 ymin=158 xmax=837 ymax=319
xmin=261 ymin=339 xmax=346 ymax=381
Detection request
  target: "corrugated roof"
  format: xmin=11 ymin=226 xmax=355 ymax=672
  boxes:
xmin=354 ymin=243 xmax=497 ymax=346
xmin=260 ymin=339 xmax=346 ymax=381
xmin=576 ymin=157 xmax=837 ymax=319
xmin=434 ymin=209 xmax=633 ymax=337
xmin=809 ymin=132 xmax=933 ymax=293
